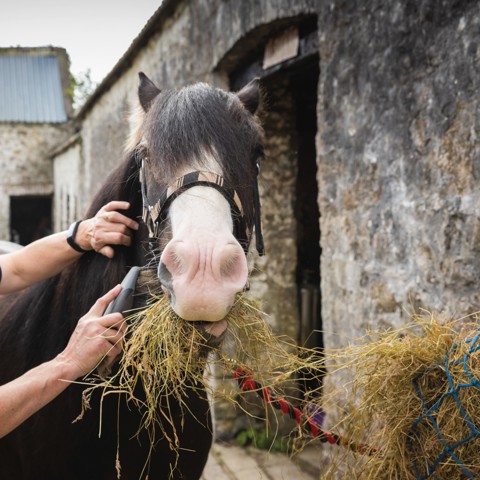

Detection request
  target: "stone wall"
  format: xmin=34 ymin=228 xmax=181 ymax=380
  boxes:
xmin=52 ymin=135 xmax=82 ymax=231
xmin=0 ymin=122 xmax=70 ymax=240
xmin=252 ymin=76 xmax=299 ymax=339
xmin=317 ymin=0 xmax=480 ymax=350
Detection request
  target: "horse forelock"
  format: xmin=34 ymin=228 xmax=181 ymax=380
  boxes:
xmin=141 ymin=83 xmax=263 ymax=224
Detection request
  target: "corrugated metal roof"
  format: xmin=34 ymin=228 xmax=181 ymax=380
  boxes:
xmin=0 ymin=54 xmax=67 ymax=123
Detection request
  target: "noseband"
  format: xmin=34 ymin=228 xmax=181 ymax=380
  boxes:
xmin=138 ymin=159 xmax=265 ymax=256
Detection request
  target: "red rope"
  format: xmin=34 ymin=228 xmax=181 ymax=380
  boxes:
xmin=232 ymin=366 xmax=377 ymax=456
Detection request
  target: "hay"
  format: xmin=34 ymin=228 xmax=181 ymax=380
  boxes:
xmin=322 ymin=313 xmax=480 ymax=480
xmin=73 ymin=286 xmax=480 ymax=479
xmin=77 ymin=293 xmax=325 ymax=454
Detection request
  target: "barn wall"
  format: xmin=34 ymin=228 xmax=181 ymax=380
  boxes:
xmin=317 ymin=0 xmax=480 ymax=350
xmin=0 ymin=122 xmax=70 ymax=241
xmin=52 ymin=137 xmax=82 ymax=231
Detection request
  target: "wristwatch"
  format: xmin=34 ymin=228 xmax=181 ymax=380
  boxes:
xmin=66 ymin=221 xmax=90 ymax=253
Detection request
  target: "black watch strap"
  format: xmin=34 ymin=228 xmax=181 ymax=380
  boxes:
xmin=67 ymin=221 xmax=90 ymax=253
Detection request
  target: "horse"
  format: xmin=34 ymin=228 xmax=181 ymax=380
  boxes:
xmin=0 ymin=73 xmax=265 ymax=479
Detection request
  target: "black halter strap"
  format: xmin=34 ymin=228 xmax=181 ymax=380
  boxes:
xmin=139 ymin=161 xmax=264 ymax=256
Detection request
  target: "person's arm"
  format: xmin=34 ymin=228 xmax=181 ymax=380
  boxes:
xmin=0 ymin=201 xmax=139 ymax=295
xmin=0 ymin=285 xmax=125 ymax=438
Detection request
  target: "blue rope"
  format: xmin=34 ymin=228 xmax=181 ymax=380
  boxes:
xmin=409 ymin=329 xmax=480 ymax=479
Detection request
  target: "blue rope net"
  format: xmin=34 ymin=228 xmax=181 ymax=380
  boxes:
xmin=409 ymin=329 xmax=480 ymax=479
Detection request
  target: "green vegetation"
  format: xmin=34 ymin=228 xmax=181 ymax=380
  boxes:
xmin=235 ymin=426 xmax=290 ymax=453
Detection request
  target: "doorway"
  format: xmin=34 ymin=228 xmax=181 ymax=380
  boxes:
xmin=258 ymin=56 xmax=321 ymax=351
xmin=233 ymin=52 xmax=321 ymax=402
xmin=10 ymin=195 xmax=52 ymax=245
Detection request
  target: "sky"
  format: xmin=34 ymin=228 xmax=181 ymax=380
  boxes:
xmin=0 ymin=0 xmax=162 ymax=84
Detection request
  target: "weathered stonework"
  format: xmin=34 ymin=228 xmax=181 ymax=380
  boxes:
xmin=251 ymin=76 xmax=299 ymax=339
xmin=317 ymin=0 xmax=480 ymax=350
xmin=0 ymin=122 xmax=70 ymax=239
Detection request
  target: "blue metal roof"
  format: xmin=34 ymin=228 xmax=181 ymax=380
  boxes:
xmin=0 ymin=54 xmax=67 ymax=123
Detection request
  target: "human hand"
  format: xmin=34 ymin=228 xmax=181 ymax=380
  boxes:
xmin=76 ymin=201 xmax=139 ymax=258
xmin=57 ymin=285 xmax=126 ymax=380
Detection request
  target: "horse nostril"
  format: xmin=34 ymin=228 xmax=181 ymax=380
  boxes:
xmin=163 ymin=287 xmax=172 ymax=302
xmin=219 ymin=243 xmax=248 ymax=286
xmin=158 ymin=262 xmax=173 ymax=291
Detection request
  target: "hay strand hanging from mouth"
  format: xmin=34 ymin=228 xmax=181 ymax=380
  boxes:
xmin=78 ymin=293 xmax=326 ymax=449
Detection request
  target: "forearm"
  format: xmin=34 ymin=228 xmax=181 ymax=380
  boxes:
xmin=0 ymin=202 xmax=138 ymax=295
xmin=0 ymin=286 xmax=125 ymax=439
xmin=0 ymin=230 xmax=84 ymax=294
xmin=0 ymin=357 xmax=75 ymax=438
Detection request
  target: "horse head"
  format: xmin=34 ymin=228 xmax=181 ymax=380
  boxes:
xmin=128 ymin=73 xmax=264 ymax=339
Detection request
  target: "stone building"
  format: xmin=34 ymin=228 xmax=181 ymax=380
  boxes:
xmin=0 ymin=46 xmax=73 ymax=244
xmin=26 ymin=0 xmax=480 ymax=470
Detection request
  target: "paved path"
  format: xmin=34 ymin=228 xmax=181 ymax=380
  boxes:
xmin=201 ymin=442 xmax=323 ymax=480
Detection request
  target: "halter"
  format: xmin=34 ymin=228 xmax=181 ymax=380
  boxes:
xmin=138 ymin=159 xmax=265 ymax=256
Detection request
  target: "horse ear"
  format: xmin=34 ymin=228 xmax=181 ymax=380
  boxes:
xmin=138 ymin=72 xmax=161 ymax=112
xmin=237 ymin=78 xmax=261 ymax=114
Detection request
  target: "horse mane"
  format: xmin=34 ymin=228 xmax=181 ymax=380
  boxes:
xmin=0 ymin=154 xmax=145 ymax=379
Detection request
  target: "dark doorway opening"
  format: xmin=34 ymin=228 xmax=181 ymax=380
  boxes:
xmin=259 ymin=55 xmax=321 ymax=351
xmin=240 ymin=56 xmax=322 ymax=396
xmin=10 ymin=196 xmax=52 ymax=245
xmin=292 ymin=60 xmax=321 ymax=351
xmin=291 ymin=59 xmax=322 ymax=399
xmin=228 ymin=15 xmax=322 ymax=399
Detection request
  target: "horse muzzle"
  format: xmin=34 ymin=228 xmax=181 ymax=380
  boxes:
xmin=157 ymin=236 xmax=248 ymax=325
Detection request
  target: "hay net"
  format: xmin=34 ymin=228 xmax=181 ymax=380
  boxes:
xmin=410 ymin=327 xmax=480 ymax=480
xmin=320 ymin=315 xmax=480 ymax=480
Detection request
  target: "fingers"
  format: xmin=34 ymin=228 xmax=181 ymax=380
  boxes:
xmin=98 ymin=312 xmax=125 ymax=332
xmin=99 ymin=321 xmax=125 ymax=350
xmin=93 ymin=232 xmax=132 ymax=259
xmin=95 ymin=229 xmax=134 ymax=247
xmin=89 ymin=285 xmax=127 ymax=335
xmin=97 ymin=202 xmax=139 ymax=231
xmin=88 ymin=284 xmax=122 ymax=316
xmin=95 ymin=313 xmax=126 ymax=370
xmin=90 ymin=202 xmax=139 ymax=257
xmin=99 ymin=210 xmax=139 ymax=231
xmin=97 ymin=245 xmax=115 ymax=259
xmin=102 ymin=200 xmax=132 ymax=213
xmin=59 ymin=286 xmax=127 ymax=379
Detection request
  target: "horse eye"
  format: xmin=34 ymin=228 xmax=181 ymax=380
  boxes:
xmin=256 ymin=162 xmax=260 ymax=175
